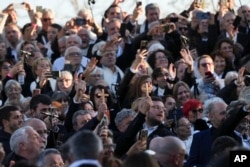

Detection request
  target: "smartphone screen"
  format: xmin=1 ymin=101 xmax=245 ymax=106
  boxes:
xmin=140 ymin=40 xmax=148 ymax=51
xmin=139 ymin=129 xmax=148 ymax=141
xmin=74 ymin=18 xmax=87 ymax=26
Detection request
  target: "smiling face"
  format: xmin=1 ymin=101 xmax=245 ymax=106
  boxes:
xmin=146 ymin=100 xmax=165 ymax=126
xmin=176 ymin=86 xmax=191 ymax=106
xmin=214 ymin=55 xmax=226 ymax=75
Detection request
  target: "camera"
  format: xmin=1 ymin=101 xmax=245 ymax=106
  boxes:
xmin=74 ymin=18 xmax=87 ymax=26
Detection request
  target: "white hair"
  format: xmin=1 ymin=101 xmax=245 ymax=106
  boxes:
xmin=10 ymin=126 xmax=33 ymax=153
xmin=203 ymin=97 xmax=226 ymax=115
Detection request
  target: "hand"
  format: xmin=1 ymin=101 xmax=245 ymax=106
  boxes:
xmin=132 ymin=5 xmax=143 ymax=22
xmin=82 ymin=57 xmax=98 ymax=77
xmin=23 ymin=2 xmax=32 ymax=11
xmin=0 ymin=143 xmax=5 ymax=163
xmin=127 ymin=139 xmax=147 ymax=156
xmin=74 ymin=80 xmax=87 ymax=102
xmin=180 ymin=48 xmax=194 ymax=71
xmin=236 ymin=67 xmax=245 ymax=86
xmin=113 ymin=0 xmax=125 ymax=5
xmin=138 ymin=96 xmax=152 ymax=115
xmin=97 ymin=102 xmax=108 ymax=121
xmin=9 ymin=61 xmax=24 ymax=77
xmin=168 ymin=63 xmax=176 ymax=80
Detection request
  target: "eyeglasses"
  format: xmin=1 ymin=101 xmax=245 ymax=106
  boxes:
xmin=179 ymin=27 xmax=188 ymax=31
xmin=42 ymin=18 xmax=53 ymax=22
xmin=68 ymin=52 xmax=81 ymax=56
xmin=1 ymin=65 xmax=13 ymax=70
xmin=200 ymin=62 xmax=212 ymax=68
xmin=151 ymin=105 xmax=166 ymax=111
xmin=192 ymin=108 xmax=203 ymax=113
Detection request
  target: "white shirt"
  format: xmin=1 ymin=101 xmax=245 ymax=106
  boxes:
xmin=102 ymin=65 xmax=124 ymax=94
xmin=52 ymin=56 xmax=89 ymax=74
xmin=69 ymin=159 xmax=102 ymax=167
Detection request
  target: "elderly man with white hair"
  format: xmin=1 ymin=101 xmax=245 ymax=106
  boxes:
xmin=186 ymin=97 xmax=250 ymax=167
xmin=149 ymin=136 xmax=187 ymax=167
xmin=3 ymin=126 xmax=43 ymax=167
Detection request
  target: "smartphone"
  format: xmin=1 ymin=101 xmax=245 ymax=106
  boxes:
xmin=140 ymin=40 xmax=148 ymax=50
xmin=119 ymin=23 xmax=127 ymax=38
xmin=163 ymin=24 xmax=171 ymax=32
xmin=13 ymin=3 xmax=25 ymax=9
xmin=139 ymin=129 xmax=148 ymax=141
xmin=136 ymin=1 xmax=142 ymax=8
xmin=74 ymin=18 xmax=87 ymax=26
xmin=169 ymin=17 xmax=178 ymax=23
xmin=196 ymin=12 xmax=210 ymax=20
xmin=233 ymin=16 xmax=241 ymax=30
xmin=33 ymin=89 xmax=41 ymax=97
xmin=46 ymin=71 xmax=61 ymax=78
xmin=51 ymin=71 xmax=61 ymax=78
xmin=36 ymin=6 xmax=43 ymax=12
xmin=63 ymin=63 xmax=73 ymax=72
xmin=205 ymin=71 xmax=213 ymax=77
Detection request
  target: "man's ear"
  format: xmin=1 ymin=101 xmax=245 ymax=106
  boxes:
xmin=2 ymin=119 xmax=8 ymax=127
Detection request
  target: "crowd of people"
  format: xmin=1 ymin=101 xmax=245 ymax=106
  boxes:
xmin=0 ymin=0 xmax=250 ymax=166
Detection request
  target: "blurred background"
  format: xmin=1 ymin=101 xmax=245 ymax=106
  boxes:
xmin=1 ymin=0 xmax=250 ymax=27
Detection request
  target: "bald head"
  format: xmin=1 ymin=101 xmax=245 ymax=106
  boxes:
xmin=149 ymin=136 xmax=186 ymax=167
xmin=24 ymin=118 xmax=48 ymax=149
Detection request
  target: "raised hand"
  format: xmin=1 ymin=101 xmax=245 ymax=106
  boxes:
xmin=180 ymin=48 xmax=194 ymax=71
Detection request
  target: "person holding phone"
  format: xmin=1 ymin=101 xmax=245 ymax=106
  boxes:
xmin=218 ymin=12 xmax=250 ymax=55
xmin=30 ymin=57 xmax=57 ymax=95
xmin=191 ymin=55 xmax=224 ymax=101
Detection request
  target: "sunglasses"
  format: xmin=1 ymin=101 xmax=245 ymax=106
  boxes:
xmin=192 ymin=109 xmax=203 ymax=113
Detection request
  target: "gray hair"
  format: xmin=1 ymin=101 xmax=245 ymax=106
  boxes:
xmin=114 ymin=108 xmax=136 ymax=127
xmin=68 ymin=130 xmax=103 ymax=160
xmin=10 ymin=126 xmax=33 ymax=153
xmin=64 ymin=46 xmax=82 ymax=58
xmin=203 ymin=97 xmax=226 ymax=115
xmin=66 ymin=34 xmax=82 ymax=46
xmin=224 ymin=71 xmax=238 ymax=86
xmin=72 ymin=110 xmax=91 ymax=126
xmin=4 ymin=79 xmax=22 ymax=93
xmin=89 ymin=67 xmax=104 ymax=76
xmin=36 ymin=148 xmax=61 ymax=167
